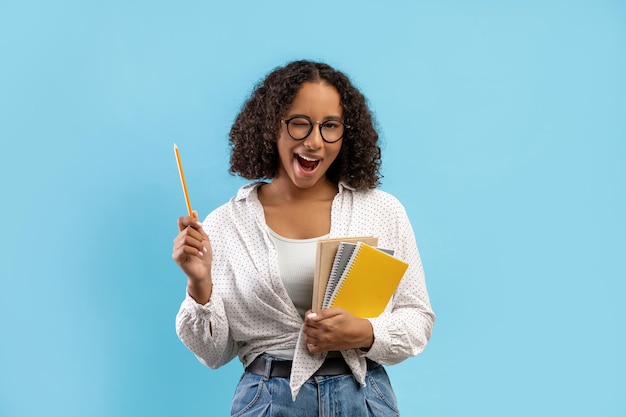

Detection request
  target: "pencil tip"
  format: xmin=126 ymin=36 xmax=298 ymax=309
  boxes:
xmin=174 ymin=142 xmax=178 ymax=149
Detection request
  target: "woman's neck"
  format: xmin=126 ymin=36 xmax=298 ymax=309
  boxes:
xmin=260 ymin=176 xmax=338 ymax=204
xmin=257 ymin=177 xmax=338 ymax=239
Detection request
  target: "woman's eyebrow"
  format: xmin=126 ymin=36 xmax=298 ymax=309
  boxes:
xmin=286 ymin=113 xmax=343 ymax=120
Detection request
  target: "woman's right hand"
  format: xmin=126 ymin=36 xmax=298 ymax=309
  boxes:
xmin=172 ymin=213 xmax=213 ymax=304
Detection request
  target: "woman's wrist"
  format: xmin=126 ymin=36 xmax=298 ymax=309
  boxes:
xmin=187 ymin=278 xmax=213 ymax=305
xmin=358 ymin=318 xmax=374 ymax=351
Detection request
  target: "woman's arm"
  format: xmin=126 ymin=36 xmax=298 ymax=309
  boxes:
xmin=172 ymin=214 xmax=237 ymax=368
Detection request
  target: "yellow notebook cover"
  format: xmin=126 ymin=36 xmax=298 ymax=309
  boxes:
xmin=312 ymin=236 xmax=378 ymax=312
xmin=329 ymin=242 xmax=409 ymax=318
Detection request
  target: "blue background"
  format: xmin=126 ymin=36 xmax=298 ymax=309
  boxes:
xmin=1 ymin=1 xmax=624 ymax=416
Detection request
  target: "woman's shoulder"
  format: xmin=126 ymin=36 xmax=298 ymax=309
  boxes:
xmin=347 ymin=185 xmax=406 ymax=213
xmin=204 ymin=182 xmax=264 ymax=223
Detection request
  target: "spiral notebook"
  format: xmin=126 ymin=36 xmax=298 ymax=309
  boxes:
xmin=325 ymin=242 xmax=409 ymax=318
xmin=312 ymin=236 xmax=378 ymax=312
xmin=322 ymin=242 xmax=394 ymax=309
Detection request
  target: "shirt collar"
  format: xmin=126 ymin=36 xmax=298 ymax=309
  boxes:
xmin=337 ymin=181 xmax=355 ymax=193
xmin=234 ymin=181 xmax=265 ymax=202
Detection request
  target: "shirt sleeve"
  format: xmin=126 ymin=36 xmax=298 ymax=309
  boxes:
xmin=175 ymin=292 xmax=238 ymax=369
xmin=363 ymin=202 xmax=435 ymax=365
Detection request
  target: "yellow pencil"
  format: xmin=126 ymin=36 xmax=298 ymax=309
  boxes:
xmin=173 ymin=143 xmax=193 ymax=217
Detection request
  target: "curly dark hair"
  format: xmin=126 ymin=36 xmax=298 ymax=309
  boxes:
xmin=228 ymin=60 xmax=382 ymax=190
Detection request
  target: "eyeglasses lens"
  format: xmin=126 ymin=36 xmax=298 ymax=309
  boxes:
xmin=286 ymin=117 xmax=344 ymax=143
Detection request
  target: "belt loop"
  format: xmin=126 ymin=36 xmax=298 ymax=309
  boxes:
xmin=262 ymin=356 xmax=272 ymax=381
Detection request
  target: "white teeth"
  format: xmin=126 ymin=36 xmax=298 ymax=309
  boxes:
xmin=297 ymin=154 xmax=319 ymax=162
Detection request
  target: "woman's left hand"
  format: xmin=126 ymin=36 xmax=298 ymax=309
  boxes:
xmin=303 ymin=308 xmax=374 ymax=353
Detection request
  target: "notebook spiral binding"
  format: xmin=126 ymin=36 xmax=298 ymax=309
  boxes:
xmin=322 ymin=242 xmax=356 ymax=309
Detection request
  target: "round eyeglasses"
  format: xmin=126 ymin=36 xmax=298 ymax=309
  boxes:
xmin=281 ymin=116 xmax=349 ymax=144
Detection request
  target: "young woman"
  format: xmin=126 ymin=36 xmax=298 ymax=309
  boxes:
xmin=172 ymin=60 xmax=435 ymax=416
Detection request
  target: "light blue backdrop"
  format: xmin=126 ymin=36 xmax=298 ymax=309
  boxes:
xmin=1 ymin=1 xmax=624 ymax=416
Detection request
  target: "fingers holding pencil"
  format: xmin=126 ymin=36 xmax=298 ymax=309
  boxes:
xmin=173 ymin=212 xmax=213 ymax=282
xmin=177 ymin=210 xmax=202 ymax=231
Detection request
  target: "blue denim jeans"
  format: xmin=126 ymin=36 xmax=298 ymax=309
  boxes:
xmin=230 ymin=356 xmax=400 ymax=417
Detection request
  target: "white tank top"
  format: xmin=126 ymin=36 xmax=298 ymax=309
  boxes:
xmin=266 ymin=228 xmax=328 ymax=359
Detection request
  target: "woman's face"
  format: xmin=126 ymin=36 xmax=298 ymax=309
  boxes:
xmin=275 ymin=81 xmax=344 ymax=190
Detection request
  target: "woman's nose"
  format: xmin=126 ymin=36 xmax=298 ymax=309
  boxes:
xmin=303 ymin=124 xmax=323 ymax=149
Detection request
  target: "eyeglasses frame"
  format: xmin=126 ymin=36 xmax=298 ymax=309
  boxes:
xmin=281 ymin=116 xmax=350 ymax=144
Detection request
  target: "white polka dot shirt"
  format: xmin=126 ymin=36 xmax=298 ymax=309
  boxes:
xmin=175 ymin=181 xmax=435 ymax=399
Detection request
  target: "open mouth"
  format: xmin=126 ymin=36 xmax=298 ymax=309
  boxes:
xmin=296 ymin=154 xmax=320 ymax=172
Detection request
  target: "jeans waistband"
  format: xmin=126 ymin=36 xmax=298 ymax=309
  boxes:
xmin=245 ymin=355 xmax=380 ymax=378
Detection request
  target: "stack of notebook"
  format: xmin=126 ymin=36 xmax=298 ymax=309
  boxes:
xmin=312 ymin=237 xmax=409 ymax=318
